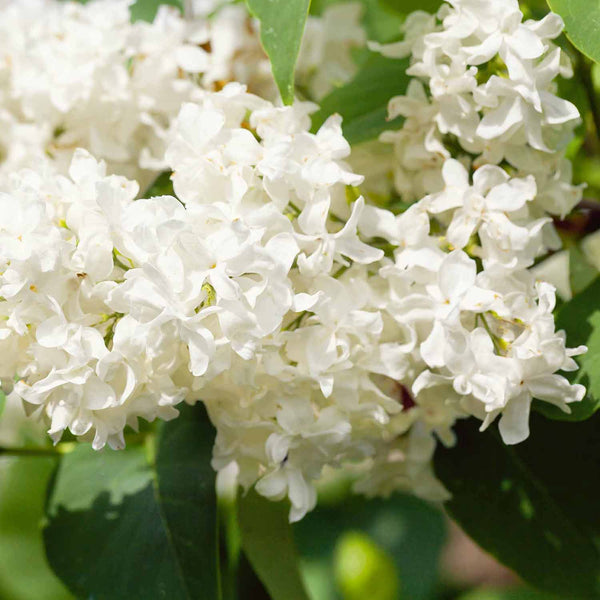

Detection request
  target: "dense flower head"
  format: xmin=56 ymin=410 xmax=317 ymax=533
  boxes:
xmin=0 ymin=0 xmax=204 ymax=186
xmin=350 ymin=0 xmax=588 ymax=501
xmin=0 ymin=86 xmax=390 ymax=518
xmin=372 ymin=0 xmax=582 ymax=214
xmin=0 ymin=0 xmax=362 ymax=188
xmin=1 ymin=84 xmax=586 ymax=521
xmin=0 ymin=0 xmax=590 ymax=522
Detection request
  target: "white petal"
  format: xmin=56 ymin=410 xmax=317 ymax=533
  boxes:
xmin=438 ymin=250 xmax=476 ymax=301
xmin=498 ymin=394 xmax=531 ymax=445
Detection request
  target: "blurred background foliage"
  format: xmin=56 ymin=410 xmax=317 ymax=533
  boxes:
xmin=1 ymin=0 xmax=599 ymax=598
xmin=0 ymin=434 xmax=571 ymax=600
xmin=2 ymin=384 xmax=580 ymax=600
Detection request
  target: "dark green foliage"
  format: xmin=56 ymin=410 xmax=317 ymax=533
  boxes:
xmin=238 ymin=490 xmax=310 ymax=600
xmin=43 ymin=404 xmax=218 ymax=600
xmin=245 ymin=0 xmax=311 ymax=105
xmin=312 ymin=53 xmax=410 ymax=144
xmin=435 ymin=415 xmax=600 ymax=598
xmin=547 ymin=0 xmax=600 ymax=64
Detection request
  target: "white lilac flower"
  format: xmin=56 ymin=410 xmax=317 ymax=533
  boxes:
xmin=0 ymin=0 xmax=367 ymax=189
xmin=0 ymin=0 xmax=208 ymax=186
xmin=0 ymin=89 xmax=399 ymax=520
xmin=427 ymin=159 xmax=538 ymax=251
xmin=0 ymin=0 xmax=588 ymax=521
xmin=373 ymin=0 xmax=581 ymax=210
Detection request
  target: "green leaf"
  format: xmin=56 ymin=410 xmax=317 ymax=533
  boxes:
xmin=238 ymin=489 xmax=310 ymax=600
xmin=556 ymin=276 xmax=600 ymax=348
xmin=236 ymin=551 xmax=271 ymax=600
xmin=357 ymin=0 xmax=404 ymax=44
xmin=312 ymin=52 xmax=410 ymax=144
xmin=294 ymin=493 xmax=446 ymax=600
xmin=435 ymin=415 xmax=600 ymax=599
xmin=547 ymin=0 xmax=600 ymax=64
xmin=245 ymin=0 xmax=311 ymax=105
xmin=0 ymin=456 xmax=73 ymax=600
xmin=144 ymin=170 xmax=176 ymax=198
xmin=535 ymin=277 xmax=600 ymax=421
xmin=569 ymin=245 xmax=598 ymax=296
xmin=44 ymin=403 xmax=218 ymax=600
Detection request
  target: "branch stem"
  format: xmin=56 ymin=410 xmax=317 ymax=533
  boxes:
xmin=0 ymin=444 xmax=74 ymax=457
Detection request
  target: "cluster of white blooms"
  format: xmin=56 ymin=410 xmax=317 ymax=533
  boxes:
xmin=2 ymin=85 xmax=585 ymax=521
xmin=373 ymin=0 xmax=582 ymax=215
xmin=0 ymin=0 xmax=588 ymax=521
xmin=0 ymin=0 xmax=362 ymax=189
xmin=0 ymin=84 xmax=384 ymax=519
xmin=351 ymin=0 xmax=588 ymax=500
xmin=0 ymin=0 xmax=209 ymax=186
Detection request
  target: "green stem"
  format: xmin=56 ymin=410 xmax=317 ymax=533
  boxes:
xmin=576 ymin=52 xmax=600 ymax=147
xmin=287 ymin=201 xmax=302 ymax=217
xmin=0 ymin=444 xmax=74 ymax=457
xmin=218 ymin=495 xmax=241 ymax=600
xmin=0 ymin=432 xmax=150 ymax=459
xmin=103 ymin=312 xmax=124 ymax=349
xmin=216 ymin=499 xmax=224 ymax=600
xmin=332 ymin=262 xmax=351 ymax=278
xmin=284 ymin=311 xmax=310 ymax=331
xmin=479 ymin=313 xmax=504 ymax=356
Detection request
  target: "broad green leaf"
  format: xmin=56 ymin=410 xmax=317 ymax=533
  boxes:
xmin=294 ymin=493 xmax=446 ymax=600
xmin=361 ymin=0 xmax=404 ymax=44
xmin=238 ymin=489 xmax=310 ymax=600
xmin=245 ymin=0 xmax=311 ymax=105
xmin=435 ymin=415 xmax=600 ymax=598
xmin=312 ymin=52 xmax=410 ymax=144
xmin=555 ymin=276 xmax=600 ymax=348
xmin=569 ymin=245 xmax=598 ymax=295
xmin=155 ymin=403 xmax=219 ymax=596
xmin=44 ymin=443 xmax=152 ymax=512
xmin=0 ymin=457 xmax=73 ymax=600
xmin=236 ymin=551 xmax=271 ymax=600
xmin=44 ymin=403 xmax=218 ymax=600
xmin=535 ymin=277 xmax=600 ymax=421
xmin=547 ymin=0 xmax=600 ymax=64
